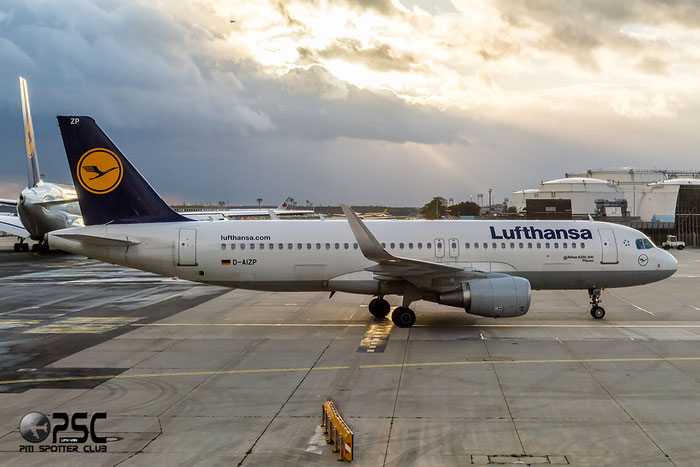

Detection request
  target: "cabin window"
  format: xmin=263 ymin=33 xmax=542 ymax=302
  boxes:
xmin=391 ymin=243 xmax=396 ymax=249
xmin=451 ymin=242 xmax=457 ymax=249
xmin=259 ymin=243 xmax=264 ymax=250
xmin=465 ymin=243 xmax=470 ymax=249
xmin=510 ymin=243 xmax=515 ymax=249
xmin=382 ymin=243 xmax=386 ymax=248
xmin=409 ymin=242 xmax=414 ymax=249
xmin=501 ymin=243 xmax=506 ymax=249
xmin=325 ymin=243 xmax=330 ymax=250
xmin=344 ymin=243 xmax=349 ymax=249
xmin=270 ymin=243 xmax=275 ymax=250
xmin=307 ymin=243 xmax=312 ymax=249
xmin=335 ymin=243 xmax=340 ymax=249
xmin=278 ymin=243 xmax=283 ymax=250
xmin=287 ymin=243 xmax=292 ymax=249
xmin=316 ymin=243 xmax=321 ymax=249
xmin=221 ymin=244 xmax=226 ymax=250
xmin=519 ymin=243 xmax=524 ymax=249
xmin=400 ymin=242 xmax=405 ymax=249
xmin=297 ymin=243 xmax=302 ymax=249
xmin=483 ymin=243 xmax=488 ymax=249
xmin=427 ymin=242 xmax=432 ymax=249
xmin=537 ymin=242 xmax=542 ymax=249
xmin=554 ymin=242 xmax=559 ymax=248
xmin=580 ymin=242 xmax=585 ymax=249
xmin=353 ymin=243 xmax=358 ymax=249
xmin=563 ymin=242 xmax=568 ymax=249
xmin=492 ymin=243 xmax=496 ymax=249
xmin=231 ymin=244 xmax=236 ymax=250
xmin=571 ymin=242 xmax=576 ymax=249
xmin=545 ymin=243 xmax=550 ymax=249
xmin=474 ymin=243 xmax=479 ymax=249
xmin=528 ymin=243 xmax=532 ymax=249
xmin=250 ymin=243 xmax=255 ymax=250
xmin=418 ymin=242 xmax=423 ymax=249
xmin=240 ymin=243 xmax=245 ymax=250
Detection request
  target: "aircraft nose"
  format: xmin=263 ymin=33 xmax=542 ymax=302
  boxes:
xmin=663 ymin=250 xmax=678 ymax=276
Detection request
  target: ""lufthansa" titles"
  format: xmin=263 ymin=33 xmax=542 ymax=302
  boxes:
xmin=490 ymin=226 xmax=593 ymax=240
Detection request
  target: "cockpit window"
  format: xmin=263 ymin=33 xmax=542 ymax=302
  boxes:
xmin=636 ymin=238 xmax=654 ymax=249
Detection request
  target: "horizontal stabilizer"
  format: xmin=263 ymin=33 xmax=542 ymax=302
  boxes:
xmin=0 ymin=215 xmax=29 ymax=238
xmin=52 ymin=233 xmax=140 ymax=247
xmin=33 ymin=198 xmax=79 ymax=207
xmin=0 ymin=198 xmax=17 ymax=206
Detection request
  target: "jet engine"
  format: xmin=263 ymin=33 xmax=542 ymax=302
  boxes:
xmin=433 ymin=276 xmax=531 ymax=318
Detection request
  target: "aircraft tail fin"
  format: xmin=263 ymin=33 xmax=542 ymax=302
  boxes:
xmin=57 ymin=116 xmax=190 ymax=225
xmin=277 ymin=196 xmax=292 ymax=210
xmin=19 ymin=77 xmax=41 ymax=188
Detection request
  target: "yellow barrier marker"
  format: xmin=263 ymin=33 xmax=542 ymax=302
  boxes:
xmin=321 ymin=400 xmax=353 ymax=462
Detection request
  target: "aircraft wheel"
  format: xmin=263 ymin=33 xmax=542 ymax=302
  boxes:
xmin=31 ymin=244 xmax=40 ymax=252
xmin=21 ymin=243 xmax=29 ymax=252
xmin=368 ymin=298 xmax=391 ymax=318
xmin=13 ymin=243 xmax=21 ymax=252
xmin=591 ymin=306 xmax=605 ymax=319
xmin=391 ymin=307 xmax=416 ymax=328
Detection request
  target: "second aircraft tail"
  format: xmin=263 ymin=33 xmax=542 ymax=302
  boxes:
xmin=19 ymin=77 xmax=41 ymax=188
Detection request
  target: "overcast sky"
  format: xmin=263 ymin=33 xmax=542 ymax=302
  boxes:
xmin=1 ymin=0 xmax=699 ymax=206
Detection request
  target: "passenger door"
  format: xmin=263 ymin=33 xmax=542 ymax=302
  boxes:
xmin=178 ymin=228 xmax=197 ymax=266
xmin=599 ymin=229 xmax=618 ymax=264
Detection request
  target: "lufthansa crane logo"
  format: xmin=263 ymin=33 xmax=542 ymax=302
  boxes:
xmin=638 ymin=254 xmax=649 ymax=267
xmin=77 ymin=148 xmax=123 ymax=194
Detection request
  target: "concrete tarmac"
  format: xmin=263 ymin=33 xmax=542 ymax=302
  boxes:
xmin=0 ymin=242 xmax=699 ymax=466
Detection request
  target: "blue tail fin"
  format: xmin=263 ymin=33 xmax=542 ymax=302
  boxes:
xmin=57 ymin=116 xmax=190 ymax=225
xmin=19 ymin=77 xmax=41 ymax=188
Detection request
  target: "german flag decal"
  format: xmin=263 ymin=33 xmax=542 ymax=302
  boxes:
xmin=221 ymin=259 xmax=231 ymax=265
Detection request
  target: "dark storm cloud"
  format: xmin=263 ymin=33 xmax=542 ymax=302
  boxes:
xmin=0 ymin=0 xmax=473 ymax=203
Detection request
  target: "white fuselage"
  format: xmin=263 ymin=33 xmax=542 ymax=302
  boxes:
xmin=17 ymin=182 xmax=82 ymax=240
xmin=49 ymin=219 xmax=677 ymax=294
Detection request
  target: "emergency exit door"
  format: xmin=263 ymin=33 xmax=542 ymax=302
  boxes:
xmin=599 ymin=229 xmax=618 ymax=264
xmin=434 ymin=238 xmax=445 ymax=258
xmin=178 ymin=228 xmax=197 ymax=266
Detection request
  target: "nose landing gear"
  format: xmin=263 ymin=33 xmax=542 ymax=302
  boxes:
xmin=589 ymin=288 xmax=605 ymax=319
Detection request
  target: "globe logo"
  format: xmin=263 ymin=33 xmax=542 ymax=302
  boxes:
xmin=20 ymin=412 xmax=51 ymax=443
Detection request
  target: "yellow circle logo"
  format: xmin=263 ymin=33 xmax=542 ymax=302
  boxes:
xmin=77 ymin=148 xmax=123 ymax=194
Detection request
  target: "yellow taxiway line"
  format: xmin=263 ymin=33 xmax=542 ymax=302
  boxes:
xmin=131 ymin=322 xmax=700 ymax=328
xmin=2 ymin=356 xmax=700 ymax=386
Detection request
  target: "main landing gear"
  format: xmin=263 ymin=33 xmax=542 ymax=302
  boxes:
xmin=13 ymin=240 xmax=28 ymax=252
xmin=391 ymin=307 xmax=416 ymax=328
xmin=367 ymin=297 xmax=416 ymax=328
xmin=368 ymin=297 xmax=391 ymax=319
xmin=589 ymin=288 xmax=605 ymax=319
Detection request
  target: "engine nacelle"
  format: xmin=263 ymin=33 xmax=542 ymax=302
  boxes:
xmin=435 ymin=276 xmax=531 ymax=318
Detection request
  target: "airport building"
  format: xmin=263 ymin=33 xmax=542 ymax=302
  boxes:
xmin=511 ymin=168 xmax=700 ymax=246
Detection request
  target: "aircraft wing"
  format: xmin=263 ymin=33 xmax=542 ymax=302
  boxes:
xmin=0 ymin=198 xmax=17 ymax=206
xmin=0 ymin=215 xmax=29 ymax=238
xmin=340 ymin=204 xmax=488 ymax=285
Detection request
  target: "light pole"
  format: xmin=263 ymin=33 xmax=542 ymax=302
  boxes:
xmin=257 ymin=198 xmax=263 ymax=208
